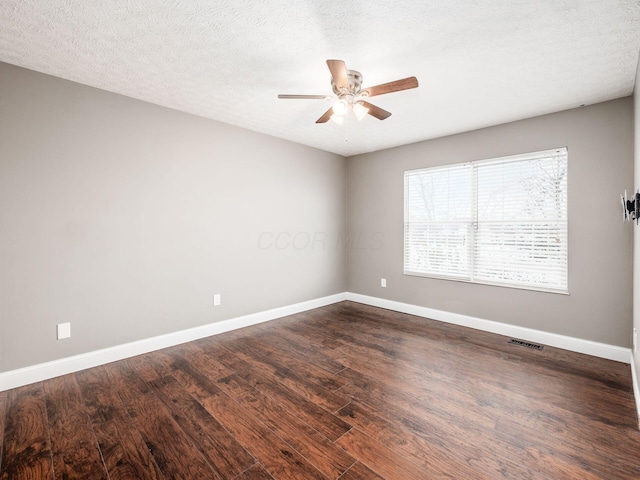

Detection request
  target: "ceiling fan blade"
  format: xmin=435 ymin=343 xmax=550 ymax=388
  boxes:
xmin=327 ymin=59 xmax=350 ymax=91
xmin=363 ymin=76 xmax=419 ymax=97
xmin=278 ymin=94 xmax=328 ymax=99
xmin=360 ymin=101 xmax=392 ymax=120
xmin=316 ymin=107 xmax=334 ymax=123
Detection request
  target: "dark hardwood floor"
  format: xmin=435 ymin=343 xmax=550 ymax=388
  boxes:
xmin=1 ymin=301 xmax=639 ymax=479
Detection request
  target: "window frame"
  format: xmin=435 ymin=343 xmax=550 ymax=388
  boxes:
xmin=403 ymin=148 xmax=569 ymax=295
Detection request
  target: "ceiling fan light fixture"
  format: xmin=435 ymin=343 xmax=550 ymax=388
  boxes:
xmin=332 ymin=99 xmax=348 ymax=116
xmin=330 ymin=113 xmax=344 ymax=125
xmin=353 ymin=102 xmax=369 ymax=121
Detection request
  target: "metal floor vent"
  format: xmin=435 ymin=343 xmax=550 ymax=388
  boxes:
xmin=508 ymin=339 xmax=544 ymax=350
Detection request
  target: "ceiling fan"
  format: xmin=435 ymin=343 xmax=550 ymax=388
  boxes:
xmin=278 ymin=59 xmax=419 ymax=124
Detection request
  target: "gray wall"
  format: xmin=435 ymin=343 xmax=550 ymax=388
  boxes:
xmin=633 ymin=58 xmax=640 ymax=377
xmin=0 ymin=60 xmax=634 ymax=375
xmin=347 ymin=98 xmax=633 ymax=347
xmin=0 ymin=62 xmax=346 ymax=373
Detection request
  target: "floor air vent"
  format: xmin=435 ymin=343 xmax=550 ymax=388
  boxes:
xmin=508 ymin=339 xmax=544 ymax=350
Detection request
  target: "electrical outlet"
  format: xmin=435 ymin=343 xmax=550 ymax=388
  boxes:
xmin=213 ymin=294 xmax=221 ymax=306
xmin=57 ymin=322 xmax=71 ymax=340
xmin=381 ymin=278 xmax=387 ymax=288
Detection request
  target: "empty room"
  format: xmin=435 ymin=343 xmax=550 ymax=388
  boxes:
xmin=1 ymin=1 xmax=640 ymax=478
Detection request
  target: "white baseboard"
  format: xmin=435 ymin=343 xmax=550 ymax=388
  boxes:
xmin=2 ymin=291 xmax=632 ymax=393
xmin=346 ymin=292 xmax=632 ymax=364
xmin=631 ymin=353 xmax=640 ymax=429
xmin=0 ymin=292 xmax=347 ymax=392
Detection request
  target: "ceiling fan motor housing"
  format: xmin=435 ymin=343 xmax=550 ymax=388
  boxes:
xmin=332 ymin=70 xmax=363 ymax=96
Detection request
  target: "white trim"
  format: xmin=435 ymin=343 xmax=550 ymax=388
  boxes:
xmin=2 ymin=291 xmax=631 ymax=393
xmin=631 ymin=353 xmax=640 ymax=429
xmin=346 ymin=293 xmax=631 ymax=364
xmin=0 ymin=293 xmax=347 ymax=392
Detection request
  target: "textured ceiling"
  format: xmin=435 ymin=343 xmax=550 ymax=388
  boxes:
xmin=1 ymin=1 xmax=639 ymax=156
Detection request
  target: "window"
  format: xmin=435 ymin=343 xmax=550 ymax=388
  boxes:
xmin=404 ymin=148 xmax=568 ymax=293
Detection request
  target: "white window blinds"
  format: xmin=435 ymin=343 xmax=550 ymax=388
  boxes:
xmin=404 ymin=148 xmax=568 ymax=293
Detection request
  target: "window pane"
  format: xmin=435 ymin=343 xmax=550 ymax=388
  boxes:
xmin=405 ymin=164 xmax=473 ymax=222
xmin=474 ymin=222 xmax=567 ymax=289
xmin=404 ymin=222 xmax=470 ymax=279
xmin=477 ymin=154 xmax=567 ymax=222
